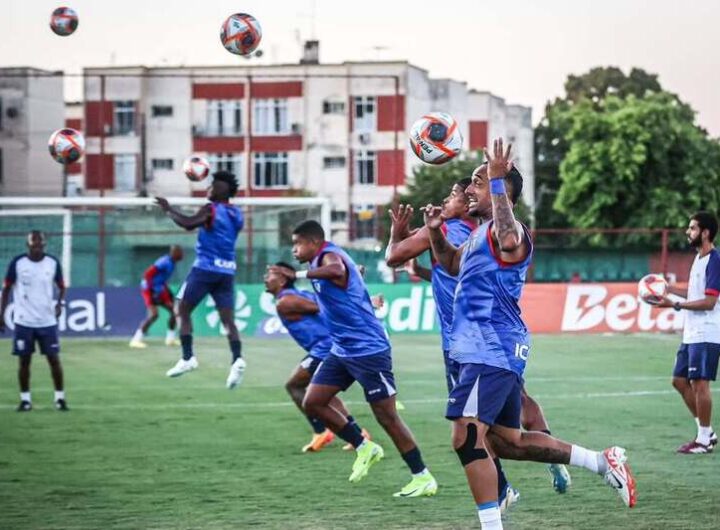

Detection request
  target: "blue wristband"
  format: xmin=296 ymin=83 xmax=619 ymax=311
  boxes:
xmin=490 ymin=178 xmax=506 ymax=195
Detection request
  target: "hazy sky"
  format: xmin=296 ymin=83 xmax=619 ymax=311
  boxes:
xmin=4 ymin=0 xmax=720 ymax=136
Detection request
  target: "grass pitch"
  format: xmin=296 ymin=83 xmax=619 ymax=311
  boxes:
xmin=1 ymin=334 xmax=719 ymax=529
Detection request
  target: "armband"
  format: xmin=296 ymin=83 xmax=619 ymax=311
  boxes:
xmin=295 ymin=270 xmax=308 ymax=279
xmin=490 ymin=179 xmax=506 ymax=195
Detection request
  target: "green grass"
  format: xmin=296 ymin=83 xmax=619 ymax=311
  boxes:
xmin=1 ymin=334 xmax=719 ymax=529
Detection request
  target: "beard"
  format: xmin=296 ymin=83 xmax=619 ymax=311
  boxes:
xmin=688 ymin=235 xmax=702 ymax=248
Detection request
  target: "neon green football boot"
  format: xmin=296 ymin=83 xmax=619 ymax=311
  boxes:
xmin=348 ymin=440 xmax=384 ymax=483
xmin=393 ymin=471 xmax=438 ymax=498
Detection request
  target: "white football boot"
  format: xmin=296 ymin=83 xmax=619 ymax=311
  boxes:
xmin=166 ymin=356 xmax=198 ymax=377
xmin=226 ymin=358 xmax=246 ymax=389
xmin=602 ymin=446 xmax=637 ymax=508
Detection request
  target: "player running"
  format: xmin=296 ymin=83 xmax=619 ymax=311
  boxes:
xmin=658 ymin=211 xmax=720 ymax=453
xmin=155 ymin=171 xmax=246 ymax=389
xmin=0 ymin=231 xmax=68 ymax=411
xmin=264 ymin=262 xmax=371 ymax=453
xmin=424 ymin=139 xmax=636 ymax=528
xmin=129 ymin=245 xmax=183 ymax=348
xmin=269 ymin=220 xmax=438 ymax=498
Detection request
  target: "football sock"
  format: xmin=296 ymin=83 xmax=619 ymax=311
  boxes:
xmin=400 ymin=446 xmax=426 ymax=475
xmin=337 ymin=421 xmax=365 ymax=449
xmin=229 ymin=339 xmax=242 ymax=362
xmin=569 ymin=445 xmax=605 ymax=474
xmin=697 ymin=426 xmax=712 ymax=445
xmin=308 ymin=416 xmax=326 ymax=435
xmin=477 ymin=502 xmax=503 ymax=530
xmin=20 ymin=392 xmax=31 ymax=403
xmin=180 ymin=334 xmax=193 ymax=361
xmin=132 ymin=329 xmax=144 ymax=342
xmin=54 ymin=390 xmax=65 ymax=401
xmin=494 ymin=458 xmax=508 ymax=498
xmin=346 ymin=415 xmax=363 ymax=436
xmin=166 ymin=329 xmax=176 ymax=341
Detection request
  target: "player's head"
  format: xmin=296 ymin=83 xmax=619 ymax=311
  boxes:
xmin=465 ymin=164 xmax=523 ymax=219
xmin=264 ymin=261 xmax=295 ymax=294
xmin=169 ymin=245 xmax=183 ymax=262
xmin=292 ymin=220 xmax=326 ymax=263
xmin=26 ymin=230 xmax=46 ymax=259
xmin=441 ymin=177 xmax=472 ymax=219
xmin=687 ymin=211 xmax=718 ymax=248
xmin=208 ymin=170 xmax=239 ymax=201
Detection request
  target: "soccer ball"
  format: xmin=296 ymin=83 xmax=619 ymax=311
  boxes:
xmin=48 ymin=128 xmax=85 ymax=164
xmin=50 ymin=7 xmax=79 ymax=36
xmin=183 ymin=155 xmax=210 ymax=182
xmin=637 ymin=274 xmax=668 ymax=305
xmin=220 ymin=13 xmax=262 ymax=56
xmin=409 ymin=112 xmax=463 ymax=165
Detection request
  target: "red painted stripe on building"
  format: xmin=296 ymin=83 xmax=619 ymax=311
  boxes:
xmin=377 ymin=95 xmax=405 ymax=131
xmin=250 ymin=135 xmax=302 ymax=152
xmin=84 ymin=101 xmax=114 ymax=136
xmin=250 ymin=81 xmax=303 ymax=98
xmin=65 ymin=118 xmax=82 ymax=130
xmin=469 ymin=120 xmax=488 ymax=151
xmin=192 ymin=83 xmax=245 ymax=99
xmin=192 ymin=137 xmax=246 ymax=152
xmin=377 ymin=150 xmax=406 ymax=187
xmin=84 ymin=154 xmax=114 ymax=190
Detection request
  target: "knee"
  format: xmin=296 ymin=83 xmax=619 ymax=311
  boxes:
xmin=302 ymin=394 xmax=319 ymax=415
xmin=453 ymin=422 xmax=490 ymax=465
xmin=372 ymin=405 xmax=400 ymax=428
xmin=285 ymin=379 xmax=300 ymax=395
xmin=672 ymin=377 xmax=687 ymax=391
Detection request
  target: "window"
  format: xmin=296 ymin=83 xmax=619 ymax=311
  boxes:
xmin=113 ymin=101 xmax=136 ymax=136
xmin=114 ymin=154 xmax=136 ymax=192
xmin=253 ymin=99 xmax=289 ymax=135
xmin=323 ymin=101 xmax=345 ymax=114
xmin=353 ymin=205 xmax=377 ymax=240
xmin=151 ymin=159 xmax=174 ymax=170
xmin=353 ymin=96 xmax=376 ymax=131
xmin=254 ymin=152 xmax=288 ymax=188
xmin=323 ymin=156 xmax=346 ymax=169
xmin=355 ymin=150 xmax=376 ymax=185
xmin=207 ymin=153 xmax=243 ymax=178
xmin=331 ymin=210 xmax=347 ymax=223
xmin=151 ymin=105 xmax=173 ymax=117
xmin=206 ymin=100 xmax=242 ymax=136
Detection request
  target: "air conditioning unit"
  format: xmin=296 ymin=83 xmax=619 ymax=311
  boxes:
xmin=358 ymin=132 xmax=371 ymax=145
xmin=291 ymin=122 xmax=302 ymax=135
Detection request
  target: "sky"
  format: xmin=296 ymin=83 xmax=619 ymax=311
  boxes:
xmin=4 ymin=0 xmax=720 ymax=136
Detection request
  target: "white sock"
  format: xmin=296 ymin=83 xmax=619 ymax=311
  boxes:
xmin=412 ymin=468 xmax=429 ymax=478
xmin=132 ymin=329 xmax=144 ymax=342
xmin=166 ymin=329 xmax=176 ymax=341
xmin=570 ymin=445 xmax=603 ymax=474
xmin=477 ymin=502 xmax=503 ymax=530
xmin=54 ymin=390 xmax=65 ymax=402
xmin=697 ymin=426 xmax=712 ymax=445
xmin=20 ymin=391 xmax=31 ymax=403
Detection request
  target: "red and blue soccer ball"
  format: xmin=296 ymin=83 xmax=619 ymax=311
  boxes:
xmin=50 ymin=7 xmax=79 ymax=36
xmin=183 ymin=155 xmax=211 ymax=182
xmin=409 ymin=112 xmax=463 ymax=165
xmin=48 ymin=128 xmax=85 ymax=164
xmin=220 ymin=13 xmax=262 ymax=56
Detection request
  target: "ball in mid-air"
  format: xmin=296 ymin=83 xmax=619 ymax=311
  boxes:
xmin=50 ymin=7 xmax=79 ymax=36
xmin=637 ymin=273 xmax=668 ymax=305
xmin=48 ymin=128 xmax=85 ymax=164
xmin=409 ymin=112 xmax=463 ymax=165
xmin=220 ymin=13 xmax=262 ymax=56
xmin=183 ymin=155 xmax=210 ymax=182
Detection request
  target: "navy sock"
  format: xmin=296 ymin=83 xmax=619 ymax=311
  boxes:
xmin=337 ymin=421 xmax=365 ymax=449
xmin=401 ymin=446 xmax=426 ymax=474
xmin=180 ymin=334 xmax=193 ymax=361
xmin=308 ymin=416 xmax=326 ymax=434
xmin=346 ymin=415 xmax=362 ymax=435
xmin=495 ymin=458 xmax=508 ymax=497
xmin=541 ymin=429 xmax=552 ymax=436
xmin=229 ymin=339 xmax=242 ymax=363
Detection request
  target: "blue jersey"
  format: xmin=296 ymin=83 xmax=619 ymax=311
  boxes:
xmin=193 ymin=202 xmax=244 ymax=275
xmin=431 ymin=218 xmax=475 ymax=351
xmin=141 ymin=254 xmax=175 ymax=294
xmin=450 ymin=220 xmax=533 ymax=376
xmin=277 ymin=288 xmax=332 ymax=360
xmin=309 ymin=242 xmax=390 ymax=358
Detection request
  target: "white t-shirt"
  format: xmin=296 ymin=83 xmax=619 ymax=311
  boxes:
xmin=4 ymin=254 xmax=64 ymax=328
xmin=683 ymin=248 xmax=720 ymax=344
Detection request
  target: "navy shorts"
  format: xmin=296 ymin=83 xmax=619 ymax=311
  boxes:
xmin=673 ymin=343 xmax=720 ymax=381
xmin=311 ymin=351 xmax=397 ymax=403
xmin=12 ymin=324 xmax=60 ymax=356
xmin=443 ymin=349 xmax=461 ymax=394
xmin=446 ymin=363 xmax=522 ymax=428
xmin=177 ymin=267 xmax=235 ymax=309
xmin=298 ymin=354 xmax=323 ymax=376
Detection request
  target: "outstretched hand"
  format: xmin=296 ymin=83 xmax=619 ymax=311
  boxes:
xmin=154 ymin=196 xmax=171 ymax=212
xmin=422 ymin=204 xmax=444 ymax=230
xmin=389 ymin=204 xmax=414 ymax=239
xmin=483 ymin=138 xmax=513 ymax=180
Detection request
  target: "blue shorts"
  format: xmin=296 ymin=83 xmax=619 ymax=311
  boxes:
xmin=12 ymin=324 xmax=60 ymax=356
xmin=298 ymin=354 xmax=323 ymax=376
xmin=673 ymin=343 xmax=720 ymax=381
xmin=311 ymin=351 xmax=397 ymax=403
xmin=177 ymin=267 xmax=235 ymax=309
xmin=446 ymin=363 xmax=522 ymax=428
xmin=443 ymin=349 xmax=461 ymax=394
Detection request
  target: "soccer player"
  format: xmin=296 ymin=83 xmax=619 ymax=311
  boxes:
xmin=129 ymin=245 xmax=184 ymax=348
xmin=268 ymin=220 xmax=438 ymax=498
xmin=264 ymin=262 xmax=370 ymax=452
xmin=386 ymin=181 xmax=571 ymax=498
xmin=658 ymin=211 xmax=720 ymax=453
xmin=424 ymin=139 xmax=636 ymax=528
xmin=0 ymin=231 xmax=68 ymax=412
xmin=155 ymin=171 xmax=246 ymax=388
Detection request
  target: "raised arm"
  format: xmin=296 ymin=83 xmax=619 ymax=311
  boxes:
xmin=155 ymin=197 xmax=213 ymax=231
xmin=405 ymin=257 xmax=432 ymax=282
xmin=276 ymin=294 xmax=320 ymax=321
xmin=424 ymin=205 xmax=463 ymax=276
xmin=268 ymin=252 xmax=347 ymax=289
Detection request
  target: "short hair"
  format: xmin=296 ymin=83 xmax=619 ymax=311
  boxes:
xmin=293 ymin=220 xmax=325 ymax=241
xmin=274 ymin=261 xmax=296 ymax=288
xmin=505 ymin=166 xmax=523 ymax=205
xmin=212 ymin=170 xmax=239 ymax=197
xmin=27 ymin=230 xmax=46 ymax=243
xmin=455 ymin=177 xmax=472 ymax=191
xmin=691 ymin=211 xmax=718 ymax=241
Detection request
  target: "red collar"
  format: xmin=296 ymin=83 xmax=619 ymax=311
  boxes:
xmin=312 ymin=241 xmax=330 ymax=260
